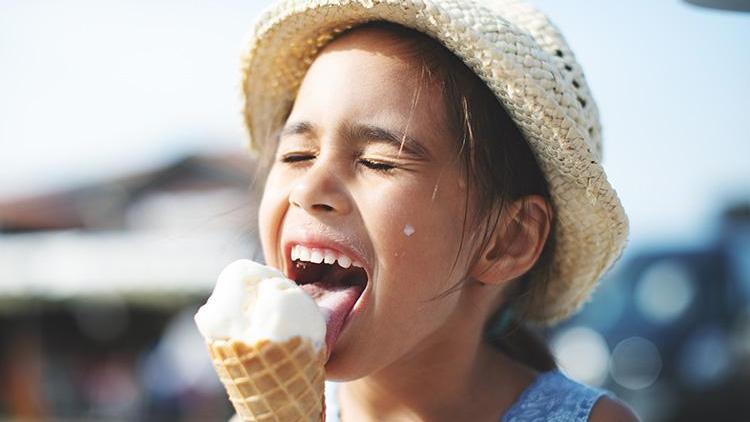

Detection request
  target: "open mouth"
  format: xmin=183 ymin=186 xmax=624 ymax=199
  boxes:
xmin=291 ymin=259 xmax=368 ymax=293
xmin=286 ymin=244 xmax=369 ymax=356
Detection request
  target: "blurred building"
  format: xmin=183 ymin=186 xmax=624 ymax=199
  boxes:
xmin=0 ymin=152 xmax=261 ymax=420
xmin=0 ymin=152 xmax=262 ymax=300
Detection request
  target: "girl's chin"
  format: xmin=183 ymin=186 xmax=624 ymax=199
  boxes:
xmin=323 ymin=338 xmax=378 ymax=382
xmin=324 ymin=355 xmax=364 ymax=382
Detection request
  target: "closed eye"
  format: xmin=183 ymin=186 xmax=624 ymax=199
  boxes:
xmin=280 ymin=153 xmax=315 ymax=163
xmin=279 ymin=154 xmax=396 ymax=172
xmin=359 ymin=159 xmax=396 ymax=172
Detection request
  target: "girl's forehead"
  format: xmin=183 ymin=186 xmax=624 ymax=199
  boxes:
xmin=320 ymin=26 xmax=418 ymax=64
xmin=306 ymin=27 xmax=436 ymax=97
xmin=314 ymin=34 xmax=417 ymax=82
xmin=290 ymin=33 xmax=449 ymax=148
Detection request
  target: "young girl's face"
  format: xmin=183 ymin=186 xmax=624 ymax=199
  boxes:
xmin=258 ymin=29 xmax=481 ymax=380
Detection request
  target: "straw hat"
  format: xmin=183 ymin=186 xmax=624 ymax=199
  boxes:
xmin=239 ymin=0 xmax=629 ymax=325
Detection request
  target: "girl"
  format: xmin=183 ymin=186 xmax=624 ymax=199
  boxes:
xmin=242 ymin=0 xmax=637 ymax=420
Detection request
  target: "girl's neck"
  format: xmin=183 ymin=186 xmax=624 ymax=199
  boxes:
xmin=337 ymin=313 xmax=539 ymax=422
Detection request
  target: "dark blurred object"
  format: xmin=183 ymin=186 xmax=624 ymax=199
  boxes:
xmin=551 ymin=200 xmax=750 ymax=422
xmin=0 ymin=302 xmax=235 ymax=421
xmin=684 ymin=0 xmax=750 ymax=12
xmin=1 ymin=323 xmax=46 ymax=419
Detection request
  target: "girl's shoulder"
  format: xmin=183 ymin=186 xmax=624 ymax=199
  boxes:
xmin=502 ymin=369 xmax=637 ymax=422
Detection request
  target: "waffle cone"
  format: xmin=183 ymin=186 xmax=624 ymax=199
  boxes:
xmin=207 ymin=336 xmax=326 ymax=421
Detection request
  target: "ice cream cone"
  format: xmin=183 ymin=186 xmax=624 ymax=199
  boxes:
xmin=207 ymin=335 xmax=327 ymax=422
xmin=194 ymin=260 xmax=329 ymax=421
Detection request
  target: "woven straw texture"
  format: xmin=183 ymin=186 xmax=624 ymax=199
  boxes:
xmin=208 ymin=337 xmax=326 ymax=421
xmin=239 ymin=0 xmax=629 ymax=325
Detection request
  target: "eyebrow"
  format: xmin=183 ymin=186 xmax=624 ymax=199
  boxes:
xmin=279 ymin=120 xmax=432 ymax=160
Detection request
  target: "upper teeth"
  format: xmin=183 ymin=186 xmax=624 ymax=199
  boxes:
xmin=291 ymin=244 xmax=363 ymax=269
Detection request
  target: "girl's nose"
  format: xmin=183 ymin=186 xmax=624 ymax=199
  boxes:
xmin=288 ymin=162 xmax=352 ymax=215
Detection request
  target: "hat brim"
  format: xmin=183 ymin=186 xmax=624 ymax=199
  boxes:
xmin=240 ymin=0 xmax=629 ymax=325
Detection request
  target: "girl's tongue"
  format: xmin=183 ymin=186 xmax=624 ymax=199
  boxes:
xmin=300 ymin=282 xmax=364 ymax=358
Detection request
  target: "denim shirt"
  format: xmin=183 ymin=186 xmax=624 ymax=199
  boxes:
xmin=324 ymin=369 xmax=613 ymax=421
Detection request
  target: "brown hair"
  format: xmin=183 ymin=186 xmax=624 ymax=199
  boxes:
xmin=255 ymin=20 xmax=557 ymax=372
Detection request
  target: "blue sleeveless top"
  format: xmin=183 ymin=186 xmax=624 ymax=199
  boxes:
xmin=324 ymin=369 xmax=613 ymax=421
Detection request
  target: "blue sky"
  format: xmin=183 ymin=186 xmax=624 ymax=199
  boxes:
xmin=1 ymin=0 xmax=748 ymax=247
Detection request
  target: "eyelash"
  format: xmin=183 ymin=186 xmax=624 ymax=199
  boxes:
xmin=279 ymin=154 xmax=396 ymax=172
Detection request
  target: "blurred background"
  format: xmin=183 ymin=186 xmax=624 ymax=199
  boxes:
xmin=1 ymin=0 xmax=748 ymax=420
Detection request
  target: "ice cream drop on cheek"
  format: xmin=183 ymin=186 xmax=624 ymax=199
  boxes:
xmin=300 ymin=283 xmax=365 ymax=357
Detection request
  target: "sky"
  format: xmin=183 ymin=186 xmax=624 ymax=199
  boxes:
xmin=1 ymin=0 xmax=748 ymax=248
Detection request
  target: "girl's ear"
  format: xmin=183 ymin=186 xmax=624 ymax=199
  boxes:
xmin=469 ymin=195 xmax=553 ymax=286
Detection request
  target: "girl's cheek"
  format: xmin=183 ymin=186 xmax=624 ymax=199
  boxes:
xmin=257 ymin=177 xmax=289 ymax=262
xmin=388 ymin=224 xmax=416 ymax=259
xmin=390 ymin=224 xmax=416 ymax=259
xmin=256 ymin=196 xmax=274 ymax=258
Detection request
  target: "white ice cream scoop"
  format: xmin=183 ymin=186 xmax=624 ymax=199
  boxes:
xmin=194 ymin=259 xmax=326 ymax=351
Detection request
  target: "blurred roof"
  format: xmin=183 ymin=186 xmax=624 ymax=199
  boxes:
xmin=0 ymin=152 xmax=256 ymax=232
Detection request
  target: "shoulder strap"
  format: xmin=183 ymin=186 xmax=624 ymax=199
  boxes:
xmin=502 ymin=370 xmax=612 ymax=422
